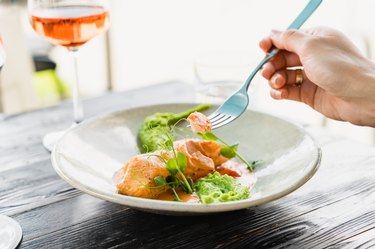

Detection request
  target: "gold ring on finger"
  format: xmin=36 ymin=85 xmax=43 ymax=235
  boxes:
xmin=295 ymin=69 xmax=304 ymax=86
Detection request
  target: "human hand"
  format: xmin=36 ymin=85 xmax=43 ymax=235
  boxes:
xmin=259 ymin=26 xmax=375 ymax=127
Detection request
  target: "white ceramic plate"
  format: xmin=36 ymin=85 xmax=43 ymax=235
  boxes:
xmin=51 ymin=103 xmax=321 ymax=215
xmin=0 ymin=215 xmax=22 ymax=249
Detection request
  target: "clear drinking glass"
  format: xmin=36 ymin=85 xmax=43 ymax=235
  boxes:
xmin=0 ymin=35 xmax=23 ymax=249
xmin=28 ymin=0 xmax=110 ymax=151
xmin=194 ymin=51 xmax=260 ymax=104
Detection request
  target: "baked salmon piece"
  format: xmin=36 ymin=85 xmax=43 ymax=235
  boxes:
xmin=116 ymin=139 xmax=229 ymax=198
xmin=187 ymin=112 xmax=212 ymax=134
xmin=198 ymin=140 xmax=229 ymax=166
xmin=174 ymin=139 xmax=229 ymax=180
xmin=115 ymin=153 xmax=170 ymax=199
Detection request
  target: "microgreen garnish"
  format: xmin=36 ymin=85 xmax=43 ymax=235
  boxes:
xmin=152 ymin=132 xmax=194 ymax=201
xmin=198 ymin=131 xmax=255 ymax=172
xmin=154 ymin=176 xmax=167 ymax=186
xmin=142 ymin=112 xmax=259 ymax=201
xmin=166 ymin=158 xmax=178 ymax=175
xmin=220 ymin=143 xmax=239 ymax=158
xmin=247 ymin=160 xmax=263 ymax=171
xmin=199 ymin=131 xmax=219 ymax=141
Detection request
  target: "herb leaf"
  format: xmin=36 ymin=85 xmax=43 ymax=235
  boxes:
xmin=220 ymin=143 xmax=239 ymax=158
xmin=179 ymin=181 xmax=189 ymax=193
xmin=166 ymin=175 xmax=175 ymax=184
xmin=231 ymin=143 xmax=239 ymax=150
xmin=187 ymin=177 xmax=194 ymax=190
xmin=164 ymin=139 xmax=174 ymax=150
xmin=248 ymin=160 xmax=263 ymax=171
xmin=154 ymin=176 xmax=166 ymax=186
xmin=198 ymin=132 xmax=219 ymax=141
xmin=199 ymin=132 xmax=257 ymax=172
xmin=177 ymin=151 xmax=188 ymax=172
xmin=166 ymin=158 xmax=178 ymax=175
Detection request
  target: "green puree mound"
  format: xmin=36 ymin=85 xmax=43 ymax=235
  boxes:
xmin=138 ymin=104 xmax=210 ymax=153
xmin=195 ymin=172 xmax=250 ymax=204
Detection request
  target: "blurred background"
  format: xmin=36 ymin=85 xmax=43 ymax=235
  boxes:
xmin=0 ymin=0 xmax=374 ymax=145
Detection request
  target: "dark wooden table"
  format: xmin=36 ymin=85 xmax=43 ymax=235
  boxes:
xmin=1 ymin=81 xmax=375 ymax=248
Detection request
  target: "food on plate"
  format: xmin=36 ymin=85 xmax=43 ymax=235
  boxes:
xmin=195 ymin=172 xmax=250 ymax=204
xmin=173 ymin=139 xmax=228 ymax=180
xmin=115 ymin=151 xmax=170 ymax=199
xmin=138 ymin=104 xmax=210 ymax=153
xmin=187 ymin=111 xmax=212 ymax=134
xmin=116 ymin=139 xmax=229 ymax=199
xmin=115 ymin=109 xmax=258 ymax=203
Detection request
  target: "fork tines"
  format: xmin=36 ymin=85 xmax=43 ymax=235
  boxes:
xmin=208 ymin=113 xmax=235 ymax=130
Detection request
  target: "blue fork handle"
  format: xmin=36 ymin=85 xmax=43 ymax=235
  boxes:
xmin=242 ymin=0 xmax=323 ymax=92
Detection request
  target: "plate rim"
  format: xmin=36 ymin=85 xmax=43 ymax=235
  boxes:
xmin=51 ymin=103 xmax=322 ymax=214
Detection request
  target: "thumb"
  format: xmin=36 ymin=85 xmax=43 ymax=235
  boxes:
xmin=270 ymin=29 xmax=307 ymax=54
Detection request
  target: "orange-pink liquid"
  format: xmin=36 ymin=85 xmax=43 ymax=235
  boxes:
xmin=31 ymin=5 xmax=109 ymax=48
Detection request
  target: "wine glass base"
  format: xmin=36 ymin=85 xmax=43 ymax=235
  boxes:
xmin=42 ymin=124 xmax=78 ymax=152
xmin=42 ymin=130 xmax=66 ymax=152
xmin=0 ymin=214 xmax=23 ymax=249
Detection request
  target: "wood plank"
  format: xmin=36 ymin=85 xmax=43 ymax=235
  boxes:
xmin=11 ymin=150 xmax=375 ymax=248
xmin=14 ymin=179 xmax=375 ymax=248
xmin=326 ymin=227 xmax=375 ymax=248
xmin=0 ymin=159 xmax=79 ymax=215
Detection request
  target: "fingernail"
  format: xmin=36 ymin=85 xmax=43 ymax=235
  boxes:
xmin=272 ymin=89 xmax=282 ymax=99
xmin=270 ymin=78 xmax=276 ymax=88
xmin=270 ymin=75 xmax=278 ymax=87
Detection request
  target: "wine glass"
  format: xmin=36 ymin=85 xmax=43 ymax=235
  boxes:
xmin=0 ymin=36 xmax=23 ymax=249
xmin=28 ymin=0 xmax=110 ymax=151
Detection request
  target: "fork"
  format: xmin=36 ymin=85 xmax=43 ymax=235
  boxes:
xmin=208 ymin=0 xmax=322 ymax=130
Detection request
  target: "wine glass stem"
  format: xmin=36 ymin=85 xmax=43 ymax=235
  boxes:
xmin=70 ymin=50 xmax=84 ymax=123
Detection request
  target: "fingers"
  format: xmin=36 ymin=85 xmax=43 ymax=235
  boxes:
xmin=269 ymin=69 xmax=306 ymax=101
xmin=261 ymin=29 xmax=319 ymax=107
xmin=270 ymin=84 xmax=303 ymax=102
xmin=268 ymin=69 xmax=305 ymax=89
xmin=259 ymin=29 xmax=308 ymax=79
xmin=269 ymin=75 xmax=318 ymax=109
xmin=259 ymin=37 xmax=272 ymax=53
xmin=261 ymin=52 xmax=301 ymax=79
xmin=269 ymin=29 xmax=308 ymax=54
xmin=270 ymin=84 xmax=309 ymax=104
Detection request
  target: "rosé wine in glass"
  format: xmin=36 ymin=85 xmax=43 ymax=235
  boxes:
xmin=28 ymin=0 xmax=110 ymax=152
